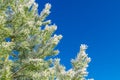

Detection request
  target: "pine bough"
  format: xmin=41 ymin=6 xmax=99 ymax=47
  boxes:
xmin=0 ymin=0 xmax=93 ymax=80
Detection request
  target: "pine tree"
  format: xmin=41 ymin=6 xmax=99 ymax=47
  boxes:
xmin=0 ymin=0 xmax=93 ymax=80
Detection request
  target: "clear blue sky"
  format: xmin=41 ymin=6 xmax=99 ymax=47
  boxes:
xmin=36 ymin=0 xmax=120 ymax=80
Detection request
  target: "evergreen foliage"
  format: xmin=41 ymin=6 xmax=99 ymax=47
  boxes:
xmin=0 ymin=0 xmax=92 ymax=80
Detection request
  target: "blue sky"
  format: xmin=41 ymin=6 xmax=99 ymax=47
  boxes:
xmin=36 ymin=0 xmax=120 ymax=80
